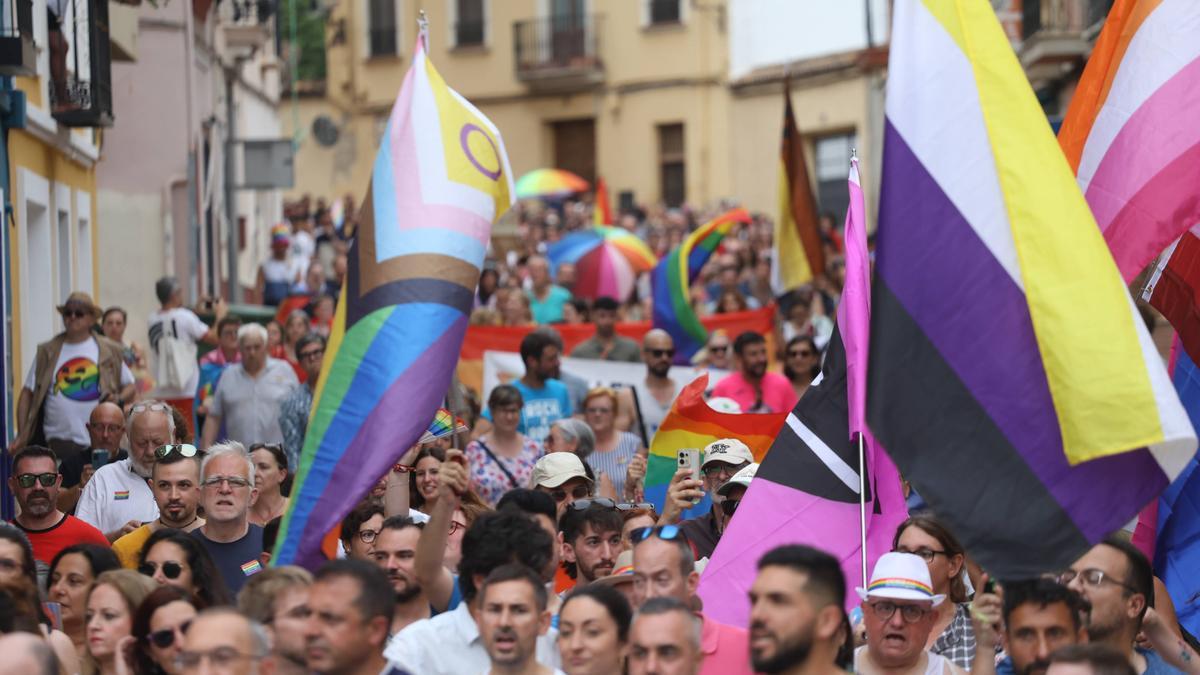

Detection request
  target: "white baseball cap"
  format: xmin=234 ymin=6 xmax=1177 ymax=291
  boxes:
xmin=716 ymin=462 xmax=759 ymax=497
xmin=531 ymin=452 xmax=592 ymax=488
xmin=855 ymin=552 xmax=946 ymax=606
xmin=707 ymin=397 xmax=742 ymax=414
xmin=701 ymin=438 xmax=754 ymax=469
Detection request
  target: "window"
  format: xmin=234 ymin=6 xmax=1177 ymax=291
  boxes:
xmin=18 ymin=169 xmax=53 ymax=380
xmin=368 ymin=0 xmax=397 ymax=57
xmin=56 ymin=186 xmax=72 ymax=302
xmin=658 ymin=123 xmax=685 ymax=208
xmin=648 ymin=0 xmax=681 ymax=25
xmin=76 ymin=193 xmax=92 ymax=296
xmin=813 ymin=132 xmax=856 ymax=223
xmin=454 ymin=0 xmax=484 ymax=46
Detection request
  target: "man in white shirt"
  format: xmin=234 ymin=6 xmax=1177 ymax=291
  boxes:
xmin=477 ymin=564 xmax=560 ymax=675
xmin=383 ymin=511 xmax=560 ymax=674
xmin=148 ymin=276 xmax=225 ymax=440
xmin=200 ymin=323 xmax=298 ymax=449
xmin=76 ymin=400 xmax=172 ymax=541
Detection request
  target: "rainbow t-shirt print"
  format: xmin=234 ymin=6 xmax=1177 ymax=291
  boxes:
xmin=55 ymin=357 xmax=100 ymax=401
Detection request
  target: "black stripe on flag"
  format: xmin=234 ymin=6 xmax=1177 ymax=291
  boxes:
xmin=866 ymin=281 xmax=1090 ymax=579
xmin=760 ymin=328 xmax=871 ymax=505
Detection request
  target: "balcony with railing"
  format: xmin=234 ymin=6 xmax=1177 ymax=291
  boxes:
xmin=513 ymin=14 xmax=603 ymax=91
xmin=1020 ymin=0 xmax=1113 ymax=76
xmin=218 ymin=0 xmax=276 ymax=56
xmin=0 ymin=0 xmax=35 ymax=76
xmin=50 ymin=0 xmax=113 ymax=126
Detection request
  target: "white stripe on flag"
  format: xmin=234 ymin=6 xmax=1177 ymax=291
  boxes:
xmin=785 ymin=413 xmax=860 ymax=495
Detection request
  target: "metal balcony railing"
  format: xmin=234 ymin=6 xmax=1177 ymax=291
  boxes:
xmin=0 ymin=0 xmax=35 ymax=76
xmin=513 ymin=13 xmax=603 ymax=84
xmin=1022 ymin=0 xmax=1113 ymax=40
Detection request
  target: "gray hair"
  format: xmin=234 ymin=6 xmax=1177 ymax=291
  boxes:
xmin=193 ymin=608 xmax=271 ymax=657
xmin=201 ymin=440 xmax=255 ymax=485
xmin=553 ymin=418 xmax=595 ymax=459
xmin=128 ymin=400 xmax=176 ymax=438
xmin=634 ymin=597 xmax=702 ymax=649
xmin=237 ymin=322 xmax=269 ymax=346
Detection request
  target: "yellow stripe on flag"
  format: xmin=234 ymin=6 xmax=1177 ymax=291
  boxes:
xmin=775 ymin=158 xmax=815 ymax=288
xmin=919 ymin=0 xmax=1164 ymax=464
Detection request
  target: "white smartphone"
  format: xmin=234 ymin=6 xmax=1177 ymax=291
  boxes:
xmin=677 ymin=448 xmax=701 ymax=482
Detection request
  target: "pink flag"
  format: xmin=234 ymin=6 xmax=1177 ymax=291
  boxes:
xmin=839 ymin=157 xmax=869 ymax=438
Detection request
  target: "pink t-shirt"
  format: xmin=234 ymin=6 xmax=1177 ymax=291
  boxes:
xmin=699 ymin=612 xmax=753 ymax=675
xmin=711 ymin=371 xmax=798 ymax=414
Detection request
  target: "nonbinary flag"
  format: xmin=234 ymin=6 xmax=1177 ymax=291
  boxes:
xmin=1057 ymin=0 xmax=1200 ymax=282
xmin=273 ymin=30 xmax=513 ymax=568
xmin=867 ymin=0 xmax=1195 ymax=579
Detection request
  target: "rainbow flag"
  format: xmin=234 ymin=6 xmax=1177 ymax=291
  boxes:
xmin=1057 ymin=0 xmax=1200 ymax=283
xmin=593 ymin=176 xmax=613 ymax=226
xmin=651 ymin=208 xmax=751 ymax=363
xmin=645 ymin=374 xmax=787 ymax=520
xmin=772 ymin=76 xmax=825 ymax=293
xmin=273 ymin=30 xmax=514 ymax=568
xmin=866 ymin=0 xmax=1195 ymax=578
xmin=418 ymin=407 xmax=469 ymax=444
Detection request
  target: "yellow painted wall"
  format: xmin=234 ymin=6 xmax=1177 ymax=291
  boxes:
xmin=7 ymin=127 xmax=100 ymax=386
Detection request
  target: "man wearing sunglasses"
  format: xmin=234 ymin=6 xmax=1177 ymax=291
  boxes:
xmin=11 ymin=291 xmax=135 ymax=456
xmin=8 ymin=446 xmax=107 ymax=565
xmin=112 ymin=443 xmax=205 ymax=568
xmin=626 ymin=329 xmax=681 ymax=442
xmin=1059 ymin=536 xmax=1175 ymax=675
xmin=711 ymin=331 xmax=797 ymax=415
xmin=630 ymin=524 xmax=752 ymax=674
xmin=661 ymin=438 xmax=754 ymax=560
xmin=531 ymin=452 xmax=593 ymax=518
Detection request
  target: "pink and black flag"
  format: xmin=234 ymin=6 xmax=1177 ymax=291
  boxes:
xmin=697 ymin=155 xmax=907 ymax=628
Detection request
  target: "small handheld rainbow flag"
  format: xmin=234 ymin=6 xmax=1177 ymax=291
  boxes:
xmin=645 ymin=374 xmax=787 ymax=520
xmin=418 ymin=408 xmax=469 ymax=444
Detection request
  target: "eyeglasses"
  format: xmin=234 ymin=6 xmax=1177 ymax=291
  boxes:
xmin=201 ymin=475 xmax=251 ymax=489
xmin=569 ymin=497 xmax=618 ymax=511
xmin=176 ymin=647 xmax=266 ymax=672
xmin=87 ymin=423 xmax=124 ymax=435
xmin=550 ymin=484 xmax=591 ymax=503
xmin=708 ymin=345 xmax=729 ymax=354
xmin=139 ymin=561 xmax=184 ymax=580
xmin=616 ymin=502 xmax=654 ymax=511
xmin=147 ymin=620 xmax=192 ymax=649
xmin=16 ymin=473 xmax=57 ymax=488
xmin=788 ymin=349 xmax=815 ymax=358
xmin=630 ymin=525 xmax=685 ymax=545
xmin=702 ymin=462 xmax=746 ymax=481
xmin=155 ymin=444 xmax=199 ymax=460
xmin=893 ymin=547 xmax=949 ymax=564
xmin=1054 ymin=568 xmax=1137 ymax=593
xmin=357 ymin=528 xmax=379 ymax=544
xmin=298 ymin=348 xmax=324 ymax=362
xmin=719 ymin=499 xmax=741 ymax=518
xmin=867 ymin=601 xmax=930 ymax=624
xmin=645 ymin=348 xmax=676 ymax=359
xmin=449 ymin=520 xmax=468 ymax=536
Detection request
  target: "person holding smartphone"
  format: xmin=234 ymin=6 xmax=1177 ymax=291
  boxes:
xmin=56 ymin=401 xmax=128 ymax=515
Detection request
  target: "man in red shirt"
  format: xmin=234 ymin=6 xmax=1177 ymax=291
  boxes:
xmin=9 ymin=446 xmax=107 ymax=565
xmin=711 ymin=332 xmax=798 ymax=414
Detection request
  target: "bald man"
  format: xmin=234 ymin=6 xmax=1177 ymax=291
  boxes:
xmin=0 ymin=633 xmax=58 ymax=675
xmin=621 ymin=330 xmax=679 ymax=439
xmin=58 ymin=401 xmax=128 ymax=513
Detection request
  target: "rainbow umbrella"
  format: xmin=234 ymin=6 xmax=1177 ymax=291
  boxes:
xmin=548 ymin=226 xmax=658 ymax=300
xmin=515 ymin=168 xmax=590 ymax=200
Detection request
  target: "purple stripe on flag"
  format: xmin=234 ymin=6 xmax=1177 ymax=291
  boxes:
xmin=876 ymin=120 xmax=1164 ymax=539
xmin=293 ymin=316 xmax=467 ymax=568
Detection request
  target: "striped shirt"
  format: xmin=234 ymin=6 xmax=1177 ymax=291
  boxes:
xmin=586 ymin=432 xmax=642 ymax=493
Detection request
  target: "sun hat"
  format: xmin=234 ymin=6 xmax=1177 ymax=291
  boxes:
xmin=701 ymin=438 xmax=754 ymax=469
xmin=531 ymin=452 xmax=592 ymax=489
xmin=855 ymin=551 xmax=945 ymax=606
xmin=716 ymin=462 xmax=758 ymax=497
xmin=57 ymin=292 xmax=102 ymax=318
xmin=593 ymin=549 xmax=634 ymax=588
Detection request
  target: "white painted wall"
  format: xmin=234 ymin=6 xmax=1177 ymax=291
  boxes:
xmin=729 ymin=0 xmax=891 ymax=79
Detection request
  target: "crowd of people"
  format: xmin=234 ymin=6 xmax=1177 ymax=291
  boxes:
xmin=3 ymin=193 xmax=1197 ymax=674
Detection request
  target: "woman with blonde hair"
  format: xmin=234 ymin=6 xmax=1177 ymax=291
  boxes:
xmin=579 ymin=387 xmax=645 ymax=501
xmin=83 ymin=569 xmax=157 ymax=675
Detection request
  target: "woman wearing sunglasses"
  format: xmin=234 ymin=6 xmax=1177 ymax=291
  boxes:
xmin=137 ymin=529 xmax=231 ymax=608
xmin=128 ymin=585 xmax=199 ymax=675
xmin=48 ymin=543 xmax=122 ymax=659
xmin=83 ymin=569 xmax=157 ymax=675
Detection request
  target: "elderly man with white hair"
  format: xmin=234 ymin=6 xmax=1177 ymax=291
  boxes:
xmin=201 ymin=323 xmax=298 ymax=450
xmin=193 ymin=441 xmax=263 ymax=594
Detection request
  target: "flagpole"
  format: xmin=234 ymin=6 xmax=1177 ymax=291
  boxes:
xmin=858 ymin=432 xmax=868 ymax=587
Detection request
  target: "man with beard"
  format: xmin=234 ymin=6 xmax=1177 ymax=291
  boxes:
xmin=475 ymin=331 xmax=572 ymax=444
xmin=371 ymin=516 xmax=431 ymax=633
xmin=625 ymin=330 xmax=681 ymax=442
xmin=112 ymin=443 xmax=206 ymax=567
xmin=307 ymin=559 xmax=399 ymax=675
xmin=9 ymin=446 xmax=107 ymax=565
xmin=748 ymin=545 xmax=847 ymax=674
xmin=995 ymin=579 xmax=1089 ymax=675
xmin=478 ymin=564 xmax=555 ymax=675
xmin=77 ymin=401 xmax=173 ymax=541
xmin=558 ymin=500 xmax=624 ymax=593
xmin=237 ymin=566 xmax=313 ymax=675
xmin=711 ymin=331 xmax=797 ymax=413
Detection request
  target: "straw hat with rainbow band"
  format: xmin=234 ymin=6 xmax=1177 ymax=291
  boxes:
xmin=270 ymin=222 xmax=291 ymax=248
xmin=855 ymin=552 xmax=946 ymax=606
